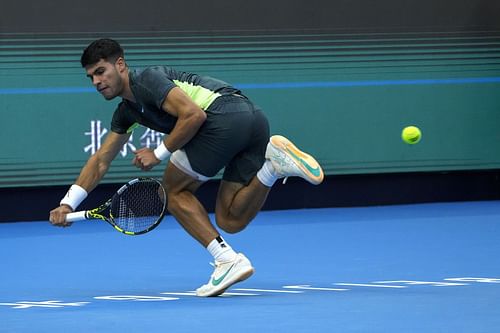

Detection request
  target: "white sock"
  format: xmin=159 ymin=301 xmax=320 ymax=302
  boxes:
xmin=256 ymin=160 xmax=278 ymax=187
xmin=207 ymin=236 xmax=237 ymax=263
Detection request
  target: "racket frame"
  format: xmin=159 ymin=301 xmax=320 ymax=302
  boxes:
xmin=66 ymin=177 xmax=167 ymax=235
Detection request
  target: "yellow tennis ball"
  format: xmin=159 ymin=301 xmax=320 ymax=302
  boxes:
xmin=402 ymin=126 xmax=422 ymax=144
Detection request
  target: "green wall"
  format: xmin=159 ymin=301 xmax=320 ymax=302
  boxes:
xmin=1 ymin=1 xmax=500 ymax=187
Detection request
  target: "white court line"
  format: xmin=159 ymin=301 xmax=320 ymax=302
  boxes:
xmin=283 ymin=285 xmax=348 ymax=291
xmin=221 ymin=292 xmax=259 ymax=296
xmin=0 ymin=301 xmax=90 ymax=309
xmin=0 ymin=302 xmax=62 ymax=309
xmin=160 ymin=292 xmax=197 ymax=296
xmin=160 ymin=291 xmax=259 ymax=297
xmin=374 ymin=280 xmax=468 ymax=287
xmin=335 ymin=283 xmax=407 ymax=288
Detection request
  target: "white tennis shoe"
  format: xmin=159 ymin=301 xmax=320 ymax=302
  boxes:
xmin=196 ymin=253 xmax=254 ymax=297
xmin=265 ymin=135 xmax=324 ymax=185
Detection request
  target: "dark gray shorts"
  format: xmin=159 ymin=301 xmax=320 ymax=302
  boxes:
xmin=183 ymin=95 xmax=270 ymax=185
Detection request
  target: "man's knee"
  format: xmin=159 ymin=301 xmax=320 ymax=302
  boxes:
xmin=215 ymin=216 xmax=246 ymax=234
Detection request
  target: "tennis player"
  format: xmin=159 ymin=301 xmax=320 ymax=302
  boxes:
xmin=49 ymin=38 xmax=324 ymax=297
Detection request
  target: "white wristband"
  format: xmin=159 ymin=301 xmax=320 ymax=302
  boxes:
xmin=154 ymin=142 xmax=172 ymax=161
xmin=60 ymin=184 xmax=88 ymax=211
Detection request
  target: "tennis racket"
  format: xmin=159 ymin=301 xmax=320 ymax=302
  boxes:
xmin=66 ymin=177 xmax=167 ymax=235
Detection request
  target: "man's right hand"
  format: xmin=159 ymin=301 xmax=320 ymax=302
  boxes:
xmin=49 ymin=205 xmax=74 ymax=227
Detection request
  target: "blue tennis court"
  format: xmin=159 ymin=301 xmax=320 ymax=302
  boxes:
xmin=1 ymin=200 xmax=500 ymax=332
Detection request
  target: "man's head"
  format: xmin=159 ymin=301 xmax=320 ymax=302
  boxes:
xmin=81 ymin=38 xmax=124 ymax=68
xmin=81 ymin=38 xmax=128 ymax=100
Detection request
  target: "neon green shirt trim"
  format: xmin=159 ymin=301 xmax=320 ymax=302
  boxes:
xmin=173 ymin=80 xmax=221 ymax=110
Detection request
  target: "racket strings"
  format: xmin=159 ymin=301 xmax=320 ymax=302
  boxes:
xmin=110 ymin=179 xmax=166 ymax=233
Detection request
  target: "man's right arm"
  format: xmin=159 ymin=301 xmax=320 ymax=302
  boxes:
xmin=74 ymin=131 xmax=131 ymax=192
xmin=49 ymin=131 xmax=131 ymax=226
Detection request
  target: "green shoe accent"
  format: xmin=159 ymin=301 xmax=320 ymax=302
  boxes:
xmin=285 ymin=147 xmax=321 ymax=177
xmin=211 ymin=264 xmax=235 ymax=286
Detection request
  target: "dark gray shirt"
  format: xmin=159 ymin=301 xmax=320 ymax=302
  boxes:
xmin=111 ymin=66 xmax=240 ymax=134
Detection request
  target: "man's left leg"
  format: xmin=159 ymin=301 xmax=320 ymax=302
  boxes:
xmin=166 ymin=152 xmax=254 ymax=297
xmin=215 ymin=177 xmax=271 ymax=234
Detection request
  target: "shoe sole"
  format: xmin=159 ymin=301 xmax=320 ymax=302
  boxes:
xmin=205 ymin=266 xmax=255 ymax=297
xmin=269 ymin=135 xmax=324 ymax=185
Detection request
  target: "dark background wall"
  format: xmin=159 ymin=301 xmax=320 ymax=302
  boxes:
xmin=1 ymin=0 xmax=499 ymax=221
xmin=2 ymin=0 xmax=500 ymax=32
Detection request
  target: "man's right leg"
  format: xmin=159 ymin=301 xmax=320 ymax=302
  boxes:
xmin=214 ymin=135 xmax=324 ymax=233
xmin=214 ymin=178 xmax=271 ymax=234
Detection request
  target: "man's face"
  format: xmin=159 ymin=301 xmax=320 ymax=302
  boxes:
xmin=85 ymin=58 xmax=124 ymax=100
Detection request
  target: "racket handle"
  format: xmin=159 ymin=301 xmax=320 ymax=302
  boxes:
xmin=66 ymin=211 xmax=87 ymax=222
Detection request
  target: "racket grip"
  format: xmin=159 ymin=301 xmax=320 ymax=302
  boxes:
xmin=66 ymin=211 xmax=87 ymax=222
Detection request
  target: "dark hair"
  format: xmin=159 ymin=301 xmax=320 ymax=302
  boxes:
xmin=80 ymin=38 xmax=124 ymax=67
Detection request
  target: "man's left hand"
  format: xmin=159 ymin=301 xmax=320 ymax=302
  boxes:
xmin=132 ymin=148 xmax=161 ymax=171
